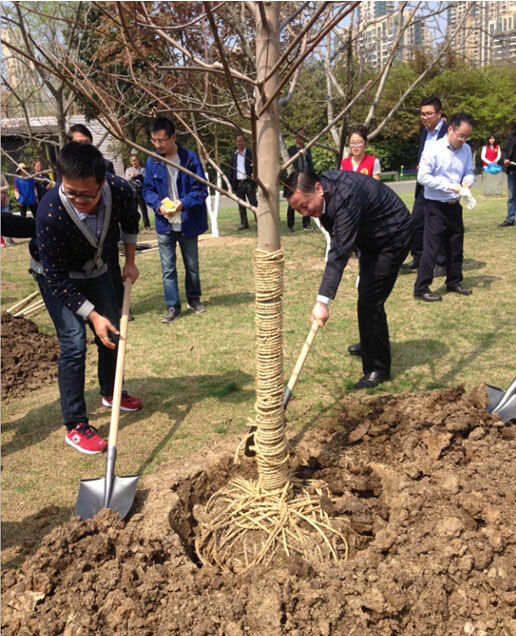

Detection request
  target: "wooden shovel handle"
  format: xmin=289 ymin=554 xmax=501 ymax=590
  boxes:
xmin=286 ymin=321 xmax=319 ymax=395
xmin=108 ymin=279 xmax=132 ymax=448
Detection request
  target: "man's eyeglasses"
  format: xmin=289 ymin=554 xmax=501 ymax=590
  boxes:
xmin=349 ymin=141 xmax=365 ymax=147
xmin=420 ymin=111 xmax=436 ymax=118
xmin=455 ymin=134 xmax=471 ymax=142
xmin=62 ymin=184 xmax=102 ymax=202
xmin=151 ymin=136 xmax=171 ymax=146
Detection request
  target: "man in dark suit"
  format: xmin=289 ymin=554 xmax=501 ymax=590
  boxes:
xmin=401 ymin=96 xmax=448 ymax=274
xmin=228 ymin=134 xmax=257 ymax=230
xmin=287 ymin=129 xmax=314 ymax=231
xmin=284 ymin=170 xmax=411 ymax=389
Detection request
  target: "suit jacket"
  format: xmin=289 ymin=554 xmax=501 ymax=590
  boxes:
xmin=502 ymin=131 xmax=516 ymax=172
xmin=287 ymin=143 xmax=314 ymax=173
xmin=229 ymin=148 xmax=254 ymax=189
xmin=415 ymin=120 xmax=448 ymax=198
xmin=318 ymin=171 xmax=411 ymax=299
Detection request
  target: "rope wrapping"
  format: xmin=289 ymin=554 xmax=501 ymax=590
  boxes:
xmin=195 ymin=248 xmax=350 ymax=574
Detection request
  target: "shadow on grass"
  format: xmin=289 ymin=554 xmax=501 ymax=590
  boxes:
xmin=462 ymin=258 xmax=486 ymax=272
xmin=128 ymin=291 xmax=255 ymax=317
xmin=1 ymin=371 xmax=253 ymax=459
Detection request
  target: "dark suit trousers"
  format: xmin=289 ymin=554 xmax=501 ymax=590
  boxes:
xmin=414 ymin=200 xmax=464 ymax=296
xmin=235 ymin=179 xmax=257 ymax=227
xmin=410 ymin=194 xmax=446 ymax=267
xmin=287 ymin=206 xmax=311 ymax=229
xmin=357 ymin=239 xmax=410 ymax=375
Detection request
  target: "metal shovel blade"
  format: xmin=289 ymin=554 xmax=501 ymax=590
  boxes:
xmin=487 ymin=377 xmax=516 ymax=423
xmin=75 ymin=473 xmax=139 ymax=521
xmin=75 ymin=445 xmax=139 ymax=520
xmin=486 ymin=384 xmax=505 ymax=412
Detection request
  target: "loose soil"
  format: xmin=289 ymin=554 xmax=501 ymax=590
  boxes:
xmin=2 ymin=385 xmax=515 ymax=635
xmin=1 ymin=312 xmax=59 ymax=401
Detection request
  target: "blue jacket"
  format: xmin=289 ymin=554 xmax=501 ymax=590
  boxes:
xmin=142 ymin=144 xmax=209 ymax=237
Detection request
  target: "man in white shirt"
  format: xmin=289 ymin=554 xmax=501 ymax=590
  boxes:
xmin=414 ymin=113 xmax=475 ymax=302
xmin=229 ymin=135 xmax=257 ymax=230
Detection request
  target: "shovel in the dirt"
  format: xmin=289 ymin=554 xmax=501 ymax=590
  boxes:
xmin=75 ymin=279 xmax=139 ymax=520
xmin=245 ymin=321 xmax=319 ymax=457
xmin=486 ymin=376 xmax=516 ymax=424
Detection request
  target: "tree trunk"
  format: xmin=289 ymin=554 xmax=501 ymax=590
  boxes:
xmin=255 ymin=2 xmax=281 ymax=252
xmin=253 ymin=1 xmax=288 ymax=492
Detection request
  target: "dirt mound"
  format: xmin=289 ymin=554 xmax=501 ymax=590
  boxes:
xmin=2 ymin=385 xmax=515 ymax=636
xmin=1 ymin=312 xmax=59 ymax=401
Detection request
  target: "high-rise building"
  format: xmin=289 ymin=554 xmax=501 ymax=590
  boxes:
xmin=447 ymin=1 xmax=516 ymax=66
xmin=354 ymin=1 xmax=430 ymax=70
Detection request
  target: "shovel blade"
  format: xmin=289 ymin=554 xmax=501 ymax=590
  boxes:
xmin=75 ymin=474 xmax=139 ymax=521
xmin=486 ymin=384 xmax=504 ymax=412
xmin=494 ymin=396 xmax=516 ymax=423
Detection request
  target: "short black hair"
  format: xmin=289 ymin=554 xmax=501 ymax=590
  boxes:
xmin=450 ymin=112 xmax=475 ymax=129
xmin=66 ymin=123 xmax=93 ymax=143
xmin=421 ymin=96 xmax=442 ymax=113
xmin=283 ymin=170 xmax=319 ymax=199
xmin=56 ymin=142 xmax=106 ymax=184
xmin=348 ymin=125 xmax=369 ymax=143
xmin=149 ymin=117 xmax=175 ymax=137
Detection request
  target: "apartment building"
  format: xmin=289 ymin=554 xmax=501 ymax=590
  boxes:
xmin=355 ymin=1 xmax=430 ymax=70
xmin=447 ymin=1 xmax=516 ymax=66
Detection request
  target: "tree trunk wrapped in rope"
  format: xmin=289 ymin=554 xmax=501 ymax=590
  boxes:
xmin=195 ymin=2 xmax=349 ymax=575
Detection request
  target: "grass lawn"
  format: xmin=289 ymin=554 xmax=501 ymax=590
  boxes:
xmin=1 ymin=186 xmax=515 ymax=569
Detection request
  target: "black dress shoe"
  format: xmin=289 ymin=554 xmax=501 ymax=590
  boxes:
xmin=238 ymin=224 xmax=250 ymax=230
xmin=434 ymin=265 xmax=446 ymax=277
xmin=498 ymin=220 xmax=514 ymax=227
xmin=354 ymin=370 xmax=390 ymax=389
xmin=447 ymin=284 xmax=472 ymax=295
xmin=414 ymin=292 xmax=442 ymax=302
xmin=401 ymin=259 xmax=418 ymax=271
xmin=347 ymin=342 xmax=362 ymax=356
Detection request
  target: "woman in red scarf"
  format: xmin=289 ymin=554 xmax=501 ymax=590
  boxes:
xmin=341 ymin=126 xmax=381 ymax=180
xmin=481 ymin=134 xmax=501 ymax=169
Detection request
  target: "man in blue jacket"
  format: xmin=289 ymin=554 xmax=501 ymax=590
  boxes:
xmin=143 ymin=118 xmax=209 ymax=323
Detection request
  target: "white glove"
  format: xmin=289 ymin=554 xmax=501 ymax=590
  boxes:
xmin=460 ymin=186 xmax=477 ymax=210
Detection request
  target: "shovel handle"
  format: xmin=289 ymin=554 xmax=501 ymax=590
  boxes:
xmin=283 ymin=321 xmax=319 ymax=409
xmin=108 ymin=279 xmax=132 ymax=448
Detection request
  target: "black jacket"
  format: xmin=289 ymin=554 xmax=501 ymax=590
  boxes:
xmin=415 ymin=120 xmax=449 ymax=198
xmin=1 ymin=211 xmax=35 ymax=238
xmin=229 ymin=148 xmax=254 ymax=189
xmin=502 ymin=131 xmax=516 ymax=172
xmin=287 ymin=143 xmax=314 ymax=173
xmin=318 ymin=171 xmax=411 ymax=299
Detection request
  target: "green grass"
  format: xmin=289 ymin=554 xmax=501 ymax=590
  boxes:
xmin=1 ymin=187 xmax=515 ymax=568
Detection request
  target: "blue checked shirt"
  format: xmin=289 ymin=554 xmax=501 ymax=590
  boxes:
xmin=417 ymin=136 xmax=474 ymax=203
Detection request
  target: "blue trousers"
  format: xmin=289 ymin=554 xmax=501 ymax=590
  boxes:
xmin=37 ymin=272 xmax=119 ymax=429
xmin=157 ymin=230 xmax=201 ymax=310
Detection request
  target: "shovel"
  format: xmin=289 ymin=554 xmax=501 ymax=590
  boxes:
xmin=75 ymin=279 xmax=139 ymax=520
xmin=487 ymin=376 xmax=516 ymax=424
xmin=245 ymin=321 xmax=319 ymax=457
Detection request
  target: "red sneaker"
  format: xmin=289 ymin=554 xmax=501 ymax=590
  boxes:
xmin=102 ymin=391 xmax=142 ymax=412
xmin=65 ymin=423 xmax=107 ymax=454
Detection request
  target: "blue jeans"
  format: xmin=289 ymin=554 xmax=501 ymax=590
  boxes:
xmin=506 ymin=171 xmax=516 ymax=223
xmin=157 ymin=231 xmax=201 ymax=310
xmin=37 ymin=272 xmax=119 ymax=429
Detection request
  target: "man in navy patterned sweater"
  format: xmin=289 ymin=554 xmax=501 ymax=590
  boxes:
xmin=29 ymin=143 xmax=142 ymax=454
